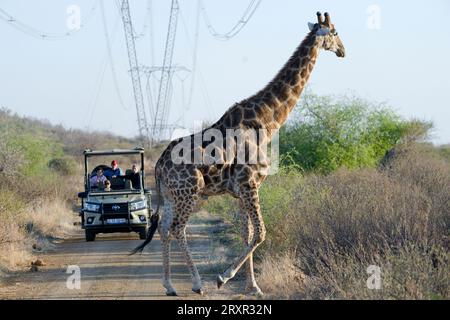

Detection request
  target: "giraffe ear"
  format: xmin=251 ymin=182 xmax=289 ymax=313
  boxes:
xmin=316 ymin=27 xmax=330 ymax=36
xmin=308 ymin=22 xmax=316 ymax=31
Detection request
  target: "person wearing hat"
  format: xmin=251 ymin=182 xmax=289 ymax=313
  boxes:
xmin=105 ymin=160 xmax=123 ymax=180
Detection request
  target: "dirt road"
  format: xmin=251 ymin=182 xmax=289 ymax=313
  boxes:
xmin=0 ymin=213 xmax=242 ymax=300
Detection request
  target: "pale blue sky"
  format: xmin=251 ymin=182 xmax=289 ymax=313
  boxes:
xmin=1 ymin=0 xmax=449 ymax=144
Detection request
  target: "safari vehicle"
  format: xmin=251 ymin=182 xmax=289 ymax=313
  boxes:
xmin=77 ymin=148 xmax=152 ymax=241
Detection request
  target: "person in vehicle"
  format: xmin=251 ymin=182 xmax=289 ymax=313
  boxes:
xmin=90 ymin=168 xmax=107 ymax=188
xmin=128 ymin=163 xmax=141 ymax=189
xmin=104 ymin=180 xmax=112 ymax=191
xmin=105 ymin=160 xmax=123 ymax=180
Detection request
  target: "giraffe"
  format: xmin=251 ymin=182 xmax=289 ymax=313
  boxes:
xmin=131 ymin=12 xmax=346 ymax=296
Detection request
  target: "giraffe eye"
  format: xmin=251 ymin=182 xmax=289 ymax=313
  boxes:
xmin=332 ymin=31 xmax=338 ymax=36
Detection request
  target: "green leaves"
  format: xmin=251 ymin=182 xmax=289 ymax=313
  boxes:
xmin=280 ymin=93 xmax=431 ymax=173
xmin=6 ymin=133 xmax=63 ymax=177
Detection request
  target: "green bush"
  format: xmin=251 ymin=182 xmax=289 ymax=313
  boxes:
xmin=48 ymin=157 xmax=77 ymax=176
xmin=4 ymin=133 xmax=63 ymax=177
xmin=280 ymin=93 xmax=432 ymax=173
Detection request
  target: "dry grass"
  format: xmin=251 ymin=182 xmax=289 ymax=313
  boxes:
xmin=257 ymin=252 xmax=307 ymax=299
xmin=0 ymin=169 xmax=80 ymax=273
xmin=0 ymin=197 xmax=76 ymax=273
xmin=25 ymin=199 xmax=76 ymax=239
xmin=0 ymin=215 xmax=32 ymax=271
xmin=257 ymin=145 xmax=449 ymax=299
xmin=0 ymin=243 xmax=34 ymax=272
xmin=207 ymin=144 xmax=449 ymax=299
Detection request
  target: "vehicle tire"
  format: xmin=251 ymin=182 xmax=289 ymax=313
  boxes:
xmin=85 ymin=230 xmax=96 ymax=242
xmin=139 ymin=226 xmax=149 ymax=240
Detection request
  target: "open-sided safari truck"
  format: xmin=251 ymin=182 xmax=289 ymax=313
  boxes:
xmin=77 ymin=148 xmax=152 ymax=241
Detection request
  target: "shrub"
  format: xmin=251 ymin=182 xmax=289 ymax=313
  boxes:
xmin=206 ymin=145 xmax=449 ymax=299
xmin=259 ymin=145 xmax=450 ymax=299
xmin=0 ymin=188 xmax=28 ymax=271
xmin=48 ymin=157 xmax=77 ymax=176
xmin=437 ymin=144 xmax=450 ymax=163
xmin=0 ymin=139 xmax=25 ymax=177
xmin=280 ymin=93 xmax=432 ymax=173
xmin=4 ymin=134 xmax=63 ymax=177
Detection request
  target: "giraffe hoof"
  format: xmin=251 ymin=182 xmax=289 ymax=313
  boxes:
xmin=217 ymin=275 xmax=224 ymax=289
xmin=247 ymin=287 xmax=264 ymax=297
xmin=192 ymin=288 xmax=204 ymax=295
xmin=166 ymin=291 xmax=178 ymax=297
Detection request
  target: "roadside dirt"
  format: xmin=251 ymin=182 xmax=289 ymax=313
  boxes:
xmin=0 ymin=211 xmax=246 ymax=300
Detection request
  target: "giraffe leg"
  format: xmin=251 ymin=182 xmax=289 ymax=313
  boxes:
xmin=172 ymin=190 xmax=203 ymax=295
xmin=218 ymin=188 xmax=265 ymax=294
xmin=174 ymin=224 xmax=203 ymax=295
xmin=159 ymin=200 xmax=177 ymax=296
xmin=240 ymin=201 xmax=263 ymax=296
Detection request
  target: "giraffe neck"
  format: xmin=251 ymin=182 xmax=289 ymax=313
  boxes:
xmin=254 ymin=32 xmax=321 ymax=133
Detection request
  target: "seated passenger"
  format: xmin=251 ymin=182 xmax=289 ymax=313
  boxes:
xmin=90 ymin=169 xmax=107 ymax=188
xmin=127 ymin=163 xmax=141 ymax=189
xmin=104 ymin=160 xmax=123 ymax=180
xmin=104 ymin=180 xmax=112 ymax=191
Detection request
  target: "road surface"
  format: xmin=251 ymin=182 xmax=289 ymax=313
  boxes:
xmin=0 ymin=214 xmax=242 ymax=300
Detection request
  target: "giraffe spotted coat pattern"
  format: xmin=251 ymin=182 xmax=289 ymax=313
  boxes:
xmin=131 ymin=12 xmax=346 ymax=296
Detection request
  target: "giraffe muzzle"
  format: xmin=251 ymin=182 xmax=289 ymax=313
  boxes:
xmin=336 ymin=48 xmax=345 ymax=58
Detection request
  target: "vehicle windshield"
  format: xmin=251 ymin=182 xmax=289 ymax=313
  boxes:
xmin=87 ymin=154 xmax=143 ymax=193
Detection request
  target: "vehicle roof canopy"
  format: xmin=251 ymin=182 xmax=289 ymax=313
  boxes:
xmin=84 ymin=148 xmax=144 ymax=157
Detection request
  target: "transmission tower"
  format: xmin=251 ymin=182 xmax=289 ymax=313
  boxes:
xmin=120 ymin=0 xmax=151 ymax=146
xmin=141 ymin=65 xmax=189 ymax=131
xmin=152 ymin=0 xmax=180 ymax=141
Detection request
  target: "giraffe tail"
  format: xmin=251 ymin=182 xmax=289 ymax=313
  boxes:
xmin=129 ymin=213 xmax=159 ymax=255
xmin=129 ymin=167 xmax=162 ymax=255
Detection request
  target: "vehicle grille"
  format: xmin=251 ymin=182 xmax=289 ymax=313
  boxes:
xmin=103 ymin=203 xmax=129 ymax=214
xmin=101 ymin=213 xmax=132 ymax=221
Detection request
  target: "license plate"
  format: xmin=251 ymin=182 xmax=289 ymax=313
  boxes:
xmin=107 ymin=218 xmax=127 ymax=224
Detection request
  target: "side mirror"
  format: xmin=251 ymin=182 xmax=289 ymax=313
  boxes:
xmin=78 ymin=192 xmax=87 ymax=199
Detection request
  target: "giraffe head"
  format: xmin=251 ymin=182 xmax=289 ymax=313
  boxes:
xmin=308 ymin=12 xmax=345 ymax=58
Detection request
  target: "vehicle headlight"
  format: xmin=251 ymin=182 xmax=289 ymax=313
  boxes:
xmin=130 ymin=200 xmax=147 ymax=211
xmin=84 ymin=202 xmax=100 ymax=212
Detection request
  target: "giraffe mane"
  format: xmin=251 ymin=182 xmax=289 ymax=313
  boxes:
xmin=252 ymin=30 xmax=316 ymax=100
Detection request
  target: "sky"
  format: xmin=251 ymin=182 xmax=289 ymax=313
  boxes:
xmin=1 ymin=0 xmax=449 ymax=144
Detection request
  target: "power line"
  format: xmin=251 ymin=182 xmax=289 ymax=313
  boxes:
xmin=145 ymin=73 xmax=155 ymax=121
xmin=147 ymin=0 xmax=155 ymax=66
xmin=199 ymin=0 xmax=262 ymax=41
xmin=186 ymin=0 xmax=201 ymax=110
xmin=135 ymin=0 xmax=153 ymax=41
xmin=86 ymin=54 xmax=108 ymax=130
xmin=152 ymin=0 xmax=180 ymax=141
xmin=143 ymin=0 xmax=157 ymax=120
xmin=86 ymin=6 xmax=123 ymax=130
xmin=0 ymin=1 xmax=99 ymax=40
xmin=173 ymin=69 xmax=190 ymax=126
xmin=179 ymin=3 xmax=213 ymax=116
xmin=113 ymin=0 xmax=147 ymax=41
xmin=99 ymin=0 xmax=128 ymax=111
xmin=120 ymin=0 xmax=151 ymax=145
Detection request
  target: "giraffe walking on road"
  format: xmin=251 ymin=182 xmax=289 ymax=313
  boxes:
xmin=131 ymin=12 xmax=346 ymax=296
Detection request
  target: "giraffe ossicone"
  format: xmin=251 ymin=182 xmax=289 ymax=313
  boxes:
xmin=131 ymin=11 xmax=346 ymax=297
